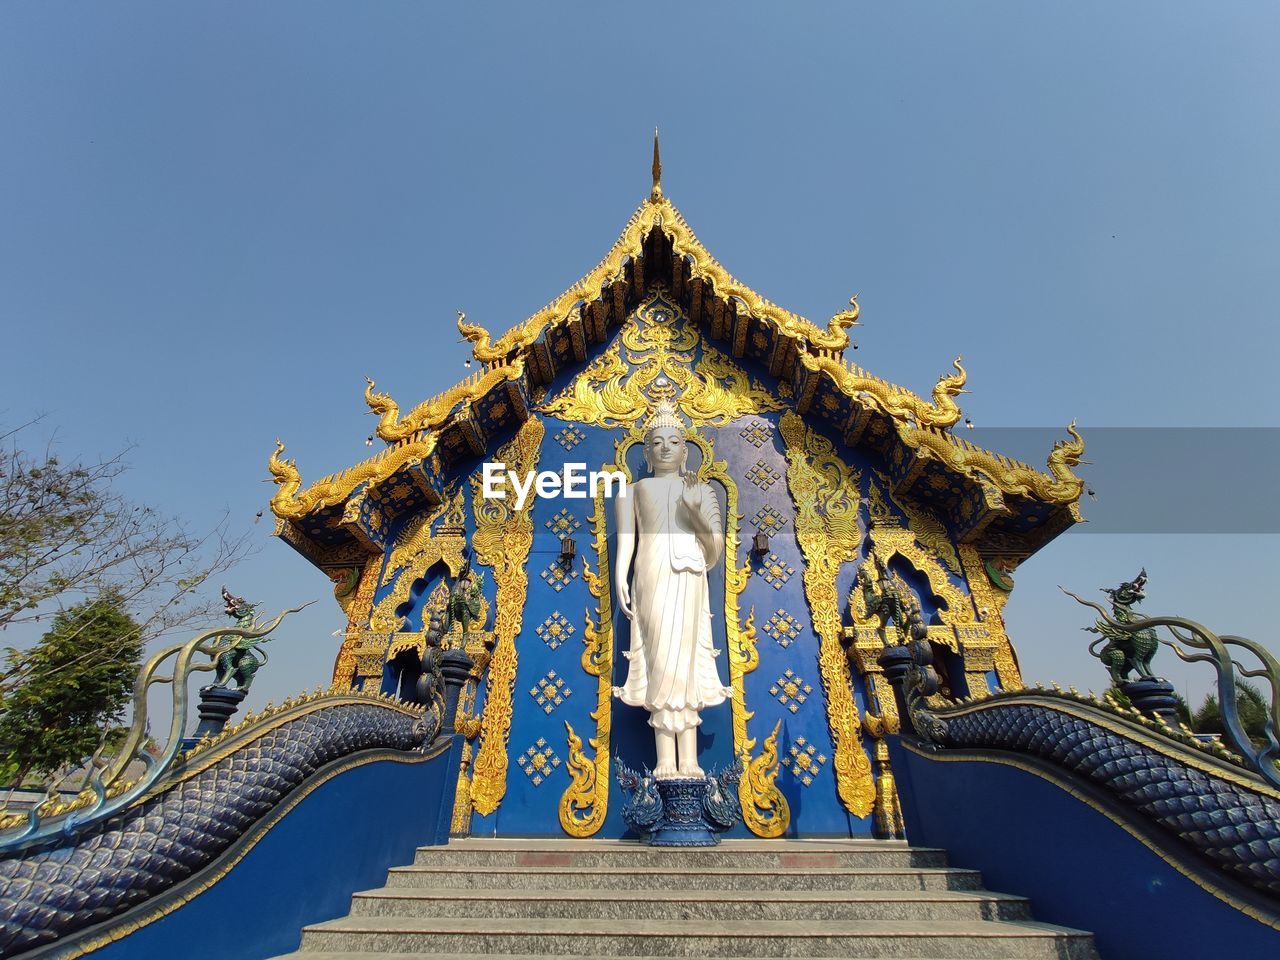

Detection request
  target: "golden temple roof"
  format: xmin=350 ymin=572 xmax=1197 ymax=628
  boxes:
xmin=269 ymin=152 xmax=1084 ymax=566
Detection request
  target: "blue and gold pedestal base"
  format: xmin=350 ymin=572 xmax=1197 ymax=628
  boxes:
xmin=1120 ymin=677 xmax=1180 ymax=723
xmin=181 ymin=686 xmax=247 ymax=750
xmin=650 ymin=778 xmax=720 ymax=847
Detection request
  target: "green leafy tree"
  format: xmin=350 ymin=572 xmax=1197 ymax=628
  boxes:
xmin=0 ymin=593 xmax=143 ymax=786
xmin=0 ymin=422 xmax=250 ymax=787
xmin=0 ymin=421 xmax=248 ymax=699
xmin=1193 ymin=680 xmax=1270 ymax=743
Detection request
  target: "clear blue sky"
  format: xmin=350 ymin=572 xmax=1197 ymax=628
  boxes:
xmin=2 ymin=2 xmax=1276 ymax=712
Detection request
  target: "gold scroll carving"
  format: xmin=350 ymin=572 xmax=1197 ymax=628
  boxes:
xmin=468 ymin=415 xmax=544 ymax=816
xmin=779 ymin=411 xmax=875 ymax=818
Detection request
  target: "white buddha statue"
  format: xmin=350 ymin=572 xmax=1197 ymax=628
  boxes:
xmin=613 ymin=398 xmax=732 ymax=779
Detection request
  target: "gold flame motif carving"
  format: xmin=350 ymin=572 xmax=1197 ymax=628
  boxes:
xmin=739 ymin=719 xmax=790 ymax=838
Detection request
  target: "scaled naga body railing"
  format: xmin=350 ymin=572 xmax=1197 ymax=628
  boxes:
xmin=0 ymin=604 xmax=308 ymax=855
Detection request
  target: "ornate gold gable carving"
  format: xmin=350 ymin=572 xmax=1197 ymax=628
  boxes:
xmin=538 ymin=295 xmax=785 ymax=430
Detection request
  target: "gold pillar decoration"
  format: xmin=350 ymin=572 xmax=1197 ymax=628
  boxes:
xmin=450 ymin=670 xmax=485 ymax=837
xmin=558 ymin=488 xmax=615 ymax=837
xmin=468 ymin=415 xmax=544 ymax=816
xmin=863 ymin=713 xmax=905 ymax=839
xmin=450 ymin=739 xmax=476 ymax=836
xmin=958 ymin=625 xmax=997 ymax=696
xmin=959 ymin=544 xmax=1023 ymax=690
xmin=844 ymin=625 xmax=900 ymax=732
xmin=779 ymin=410 xmax=875 ymax=818
xmin=331 ymin=560 xmax=380 ymax=688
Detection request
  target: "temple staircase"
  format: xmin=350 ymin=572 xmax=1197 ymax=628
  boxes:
xmin=272 ymin=838 xmax=1098 ymax=959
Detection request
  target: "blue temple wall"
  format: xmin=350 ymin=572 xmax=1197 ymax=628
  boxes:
xmin=889 ymin=736 xmax=1280 ymax=959
xmin=79 ymin=737 xmax=462 ymax=960
xmin=363 ymin=297 xmax=989 ymax=839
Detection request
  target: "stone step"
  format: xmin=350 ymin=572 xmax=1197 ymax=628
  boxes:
xmin=384 ymin=863 xmax=984 ymax=892
xmin=277 ymin=956 xmax=1076 ymax=960
xmin=293 ymin=916 xmax=1099 ymax=959
xmin=412 ymin=839 xmax=948 ymax=870
xmin=348 ymin=886 xmax=1032 ymax=922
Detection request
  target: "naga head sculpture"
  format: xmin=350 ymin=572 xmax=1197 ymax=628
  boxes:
xmin=1102 ymin=569 xmax=1148 ymax=608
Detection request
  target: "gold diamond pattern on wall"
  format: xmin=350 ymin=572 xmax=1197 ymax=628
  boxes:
xmin=746 ymin=459 xmax=782 ymax=491
xmin=740 ymin=419 xmax=773 ymax=448
xmin=770 ymin=668 xmax=813 ymax=713
xmin=762 ymin=609 xmax=802 ymax=648
xmin=530 ymin=669 xmax=572 ymax=714
xmin=536 ymin=610 xmax=574 ymax=650
xmin=554 ymin=425 xmax=585 ymax=450
xmin=519 ymin=737 xmax=562 ymax=786
xmin=545 ymin=508 xmax=581 ymax=539
xmin=757 ymin=553 xmax=795 ymax=589
xmin=782 ymin=737 xmax=828 ymax=787
xmin=750 ymin=505 xmax=787 ymax=536
xmin=540 ymin=558 xmax=580 ymax=592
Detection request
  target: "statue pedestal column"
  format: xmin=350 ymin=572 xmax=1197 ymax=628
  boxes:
xmin=649 ymin=779 xmax=719 ymax=847
xmin=182 ymin=686 xmax=247 ymax=750
xmin=1121 ymin=677 xmax=1180 ymax=724
xmin=438 ymin=649 xmax=475 ymax=735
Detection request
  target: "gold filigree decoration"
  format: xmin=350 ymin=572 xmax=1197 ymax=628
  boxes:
xmin=558 ymin=486 xmax=615 ymax=836
xmin=364 ymin=356 xmax=526 ymax=442
xmin=959 ymin=544 xmax=1023 ymax=690
xmin=866 ymin=474 xmax=961 ymax=575
xmin=467 ymin=416 xmax=544 ymax=816
xmin=739 ymin=719 xmax=790 ymax=838
xmin=367 ymin=488 xmax=468 ymax=633
xmin=779 ymin=411 xmax=875 ymax=817
xmin=539 ymin=345 xmax=648 ymax=427
xmin=537 ymin=295 xmax=784 ymax=430
xmin=858 ymin=479 xmax=976 ymax=629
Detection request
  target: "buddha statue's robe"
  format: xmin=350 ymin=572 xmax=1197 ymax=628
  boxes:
xmin=615 ymin=474 xmax=732 ymax=733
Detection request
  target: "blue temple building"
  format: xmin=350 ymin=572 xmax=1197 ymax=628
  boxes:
xmin=3 ymin=142 xmax=1276 ymax=960
xmin=267 ymin=139 xmax=1087 ymax=842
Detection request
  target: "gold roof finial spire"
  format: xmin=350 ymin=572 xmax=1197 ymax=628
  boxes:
xmin=650 ymin=127 xmax=663 ymax=201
